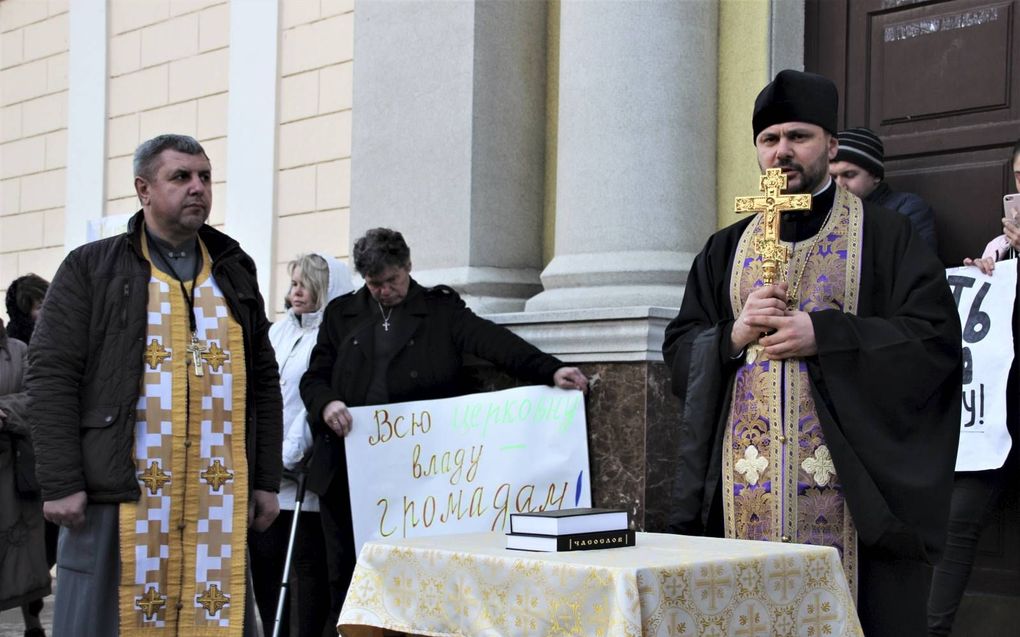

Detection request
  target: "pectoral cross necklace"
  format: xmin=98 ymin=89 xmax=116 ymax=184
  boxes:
xmin=147 ymin=229 xmax=206 ymax=376
xmin=377 ymin=301 xmax=394 ymax=332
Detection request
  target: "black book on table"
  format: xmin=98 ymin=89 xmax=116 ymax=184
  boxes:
xmin=509 ymin=507 xmax=629 ymax=536
xmin=506 ymin=528 xmax=636 ymax=552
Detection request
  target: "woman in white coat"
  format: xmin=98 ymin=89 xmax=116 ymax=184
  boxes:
xmin=249 ymin=253 xmax=353 ymax=637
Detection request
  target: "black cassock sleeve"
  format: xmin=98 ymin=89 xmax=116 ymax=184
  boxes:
xmin=662 ymin=220 xmax=750 ymax=534
xmin=808 ymin=204 xmax=961 ymax=561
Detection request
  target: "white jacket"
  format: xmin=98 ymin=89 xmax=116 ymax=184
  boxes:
xmin=269 ymin=255 xmax=353 ymax=511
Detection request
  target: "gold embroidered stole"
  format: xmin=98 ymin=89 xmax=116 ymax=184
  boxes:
xmin=119 ymin=237 xmax=249 ymax=636
xmin=723 ymin=187 xmax=863 ymax=592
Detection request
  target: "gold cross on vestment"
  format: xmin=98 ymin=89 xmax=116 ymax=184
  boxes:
xmin=186 ymin=334 xmax=207 ymax=377
xmin=734 ymin=168 xmax=813 ymax=285
xmin=139 ymin=461 xmax=171 ymax=495
xmin=136 ymin=586 xmax=167 ymax=620
xmin=143 ymin=339 xmax=171 ymax=369
xmin=197 ymin=584 xmax=230 ymax=616
xmin=201 ymin=342 xmax=229 ymax=372
xmin=201 ymin=458 xmax=234 ymax=491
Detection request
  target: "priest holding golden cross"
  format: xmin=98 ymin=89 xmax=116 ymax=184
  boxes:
xmin=664 ymin=70 xmax=961 ymax=637
xmin=734 ymin=168 xmax=813 ymax=363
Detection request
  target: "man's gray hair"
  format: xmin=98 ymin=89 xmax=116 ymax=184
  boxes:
xmin=133 ymin=134 xmax=207 ymax=180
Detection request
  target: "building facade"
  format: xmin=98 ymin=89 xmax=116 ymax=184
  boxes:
xmin=2 ymin=0 xmax=1015 ymax=633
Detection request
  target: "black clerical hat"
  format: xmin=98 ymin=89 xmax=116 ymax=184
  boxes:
xmin=834 ymin=127 xmax=885 ymax=178
xmin=752 ymin=70 xmax=838 ymax=141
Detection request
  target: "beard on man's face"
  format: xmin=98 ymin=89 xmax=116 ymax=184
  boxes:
xmin=766 ymin=156 xmax=828 ymax=195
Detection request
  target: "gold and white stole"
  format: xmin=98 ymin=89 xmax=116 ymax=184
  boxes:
xmin=120 ymin=236 xmax=249 ymax=636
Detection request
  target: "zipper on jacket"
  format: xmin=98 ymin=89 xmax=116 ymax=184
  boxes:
xmin=121 ymin=282 xmax=130 ymax=327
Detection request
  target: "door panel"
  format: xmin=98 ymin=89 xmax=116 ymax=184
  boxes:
xmin=808 ymin=0 xmax=1020 ymax=264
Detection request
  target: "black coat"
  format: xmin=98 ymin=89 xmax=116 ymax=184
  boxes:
xmin=26 ymin=211 xmax=283 ymax=503
xmin=663 ymin=187 xmax=962 ymax=563
xmin=300 ymin=281 xmax=563 ymax=494
xmin=866 ymin=181 xmax=937 ymax=252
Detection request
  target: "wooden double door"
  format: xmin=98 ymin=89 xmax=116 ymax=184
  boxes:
xmin=806 ymin=1 xmax=1019 ymax=635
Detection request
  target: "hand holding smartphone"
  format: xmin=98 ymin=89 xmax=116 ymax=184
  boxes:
xmin=1005 ymin=194 xmax=1020 ymax=225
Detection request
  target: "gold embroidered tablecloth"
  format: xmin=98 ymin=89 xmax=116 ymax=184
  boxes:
xmin=337 ymin=531 xmax=863 ymax=637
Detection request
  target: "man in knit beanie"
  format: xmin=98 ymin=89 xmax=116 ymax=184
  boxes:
xmin=830 ymin=126 xmax=938 ymax=250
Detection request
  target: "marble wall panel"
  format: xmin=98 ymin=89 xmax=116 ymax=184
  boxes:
xmin=471 ymin=360 xmax=682 ymax=532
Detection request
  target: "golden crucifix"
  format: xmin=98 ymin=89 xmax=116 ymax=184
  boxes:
xmin=734 ymin=168 xmax=813 ymax=285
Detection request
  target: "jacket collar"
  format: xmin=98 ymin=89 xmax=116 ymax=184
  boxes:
xmin=288 ymin=307 xmax=324 ymax=330
xmin=865 ymin=181 xmax=891 ymax=203
xmin=126 ymin=210 xmax=240 ymax=264
xmin=342 ymin=279 xmax=429 ymax=317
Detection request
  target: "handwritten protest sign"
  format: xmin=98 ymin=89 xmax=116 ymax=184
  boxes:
xmin=344 ymin=385 xmax=590 ymax=554
xmin=946 ymin=259 xmax=1016 ymax=471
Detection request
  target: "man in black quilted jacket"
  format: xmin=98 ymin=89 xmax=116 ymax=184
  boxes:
xmin=26 ymin=134 xmax=282 ymax=636
xmin=829 ymin=126 xmax=938 ymax=251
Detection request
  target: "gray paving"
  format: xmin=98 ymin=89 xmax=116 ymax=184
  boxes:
xmin=0 ymin=589 xmax=54 ymax=637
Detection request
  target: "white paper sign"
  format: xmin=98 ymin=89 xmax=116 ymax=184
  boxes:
xmin=946 ymin=259 xmax=1017 ymax=471
xmin=344 ymin=385 xmax=590 ymax=554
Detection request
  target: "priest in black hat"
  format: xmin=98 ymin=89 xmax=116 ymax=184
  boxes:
xmin=663 ymin=69 xmax=961 ymax=636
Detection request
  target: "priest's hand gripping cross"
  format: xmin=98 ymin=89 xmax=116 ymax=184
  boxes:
xmin=734 ymin=168 xmax=812 ymax=285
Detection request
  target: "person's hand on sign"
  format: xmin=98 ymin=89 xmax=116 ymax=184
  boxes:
xmin=322 ymin=399 xmax=353 ymax=437
xmin=553 ymin=367 xmax=589 ymax=393
xmin=963 ymin=256 xmax=997 ymax=276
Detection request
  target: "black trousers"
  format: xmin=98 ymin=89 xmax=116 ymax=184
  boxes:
xmin=248 ymin=508 xmax=331 ymax=637
xmin=856 ymin=542 xmax=932 ymax=637
xmin=317 ymin=470 xmax=358 ymax=632
xmin=926 ymin=469 xmax=1007 ymax=636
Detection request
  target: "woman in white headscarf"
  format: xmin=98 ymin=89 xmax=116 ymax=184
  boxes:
xmin=249 ymin=253 xmax=353 ymax=637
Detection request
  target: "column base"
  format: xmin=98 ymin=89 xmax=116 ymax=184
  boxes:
xmin=525 ymin=250 xmax=696 ymax=311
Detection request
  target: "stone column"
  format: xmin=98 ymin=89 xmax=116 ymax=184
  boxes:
xmin=350 ymin=0 xmax=548 ymax=312
xmin=526 ymin=0 xmax=718 ymax=311
xmin=65 ymin=0 xmax=108 ymax=252
xmin=225 ymin=0 xmax=279 ymax=297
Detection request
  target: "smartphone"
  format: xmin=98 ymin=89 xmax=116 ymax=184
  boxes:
xmin=1005 ymin=194 xmax=1020 ymax=224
